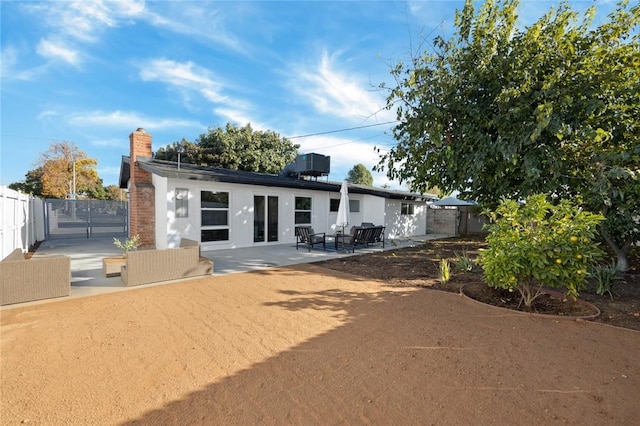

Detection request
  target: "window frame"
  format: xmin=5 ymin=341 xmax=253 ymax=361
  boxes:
xmin=401 ymin=202 xmax=415 ymax=215
xmin=330 ymin=198 xmax=360 ymax=213
xmin=200 ymin=190 xmax=230 ymax=242
xmin=294 ymin=196 xmax=312 ymax=225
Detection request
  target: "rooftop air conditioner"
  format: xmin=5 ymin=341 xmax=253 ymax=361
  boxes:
xmin=294 ymin=153 xmax=330 ymax=177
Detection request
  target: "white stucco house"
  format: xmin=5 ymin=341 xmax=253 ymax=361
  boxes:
xmin=119 ymin=128 xmax=437 ymax=250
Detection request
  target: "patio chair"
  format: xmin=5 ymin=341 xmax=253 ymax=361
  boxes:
xmin=295 ymin=226 xmax=326 ymax=251
xmin=368 ymin=226 xmax=385 ymax=248
xmin=335 ymin=225 xmax=385 ymax=253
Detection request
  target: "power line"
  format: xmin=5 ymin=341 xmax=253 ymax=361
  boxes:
xmin=288 ymin=121 xmax=398 ymax=139
xmin=300 ymin=131 xmax=392 ymax=153
xmin=3 ymin=119 xmax=401 ymax=149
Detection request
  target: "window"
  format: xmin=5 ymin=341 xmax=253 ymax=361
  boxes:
xmin=295 ymin=196 xmax=312 ymax=225
xmin=201 ymin=191 xmax=229 ymax=242
xmin=330 ymin=198 xmax=360 ymax=213
xmin=201 ymin=229 xmax=229 ymax=241
xmin=175 ymin=188 xmax=189 ymax=218
xmin=401 ymin=202 xmax=415 ymax=215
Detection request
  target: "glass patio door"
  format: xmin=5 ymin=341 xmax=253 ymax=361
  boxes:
xmin=254 ymin=195 xmax=279 ymax=243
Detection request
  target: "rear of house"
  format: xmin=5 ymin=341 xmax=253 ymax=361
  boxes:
xmin=120 ymin=128 xmax=437 ymax=250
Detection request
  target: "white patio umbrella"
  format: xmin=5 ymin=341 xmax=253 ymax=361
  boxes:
xmin=335 ymin=181 xmax=350 ymax=234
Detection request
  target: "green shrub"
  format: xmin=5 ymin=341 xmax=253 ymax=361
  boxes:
xmin=113 ymin=234 xmax=141 ymax=257
xmin=477 ymin=195 xmax=605 ymax=307
xmin=591 ymin=261 xmax=621 ymax=300
xmin=454 ymin=250 xmax=475 ymax=272
xmin=439 ymin=258 xmax=451 ymax=284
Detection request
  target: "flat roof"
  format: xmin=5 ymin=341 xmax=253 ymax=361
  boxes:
xmin=120 ymin=156 xmax=437 ymax=201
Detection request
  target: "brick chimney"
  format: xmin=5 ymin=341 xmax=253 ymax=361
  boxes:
xmin=128 ymin=128 xmax=155 ymax=248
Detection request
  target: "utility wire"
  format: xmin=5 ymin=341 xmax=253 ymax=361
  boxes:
xmin=300 ymin=131 xmax=392 ymax=153
xmin=288 ymin=120 xmax=398 ymax=139
xmin=3 ymin=119 xmax=400 ymax=149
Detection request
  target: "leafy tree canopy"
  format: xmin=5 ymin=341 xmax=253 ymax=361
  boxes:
xmin=9 ymin=168 xmax=44 ymax=196
xmin=104 ymin=185 xmax=126 ymax=201
xmin=154 ymin=122 xmax=300 ymax=174
xmin=346 ymin=163 xmax=374 ymax=186
xmin=11 ymin=142 xmax=101 ymax=199
xmin=378 ymin=0 xmax=639 ymax=269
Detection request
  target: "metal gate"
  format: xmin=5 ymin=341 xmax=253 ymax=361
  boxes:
xmin=44 ymin=199 xmax=128 ymax=240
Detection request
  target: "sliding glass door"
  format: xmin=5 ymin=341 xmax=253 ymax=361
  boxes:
xmin=254 ymin=195 xmax=278 ymax=243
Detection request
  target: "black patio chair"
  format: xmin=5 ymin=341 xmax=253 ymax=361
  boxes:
xmin=295 ymin=226 xmax=326 ymax=251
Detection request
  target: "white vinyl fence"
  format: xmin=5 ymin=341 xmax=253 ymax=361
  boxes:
xmin=1 ymin=186 xmax=45 ymax=260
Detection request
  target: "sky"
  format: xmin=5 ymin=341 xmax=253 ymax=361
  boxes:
xmin=1 ymin=0 xmax=619 ymax=191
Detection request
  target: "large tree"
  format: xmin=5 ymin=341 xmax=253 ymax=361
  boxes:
xmin=378 ymin=0 xmax=639 ymax=269
xmin=104 ymin=185 xmax=126 ymax=201
xmin=9 ymin=167 xmax=44 ymax=196
xmin=346 ymin=163 xmax=374 ymax=186
xmin=12 ymin=142 xmax=101 ymax=199
xmin=154 ymin=123 xmax=300 ymax=174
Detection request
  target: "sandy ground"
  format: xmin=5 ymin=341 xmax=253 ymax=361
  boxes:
xmin=2 ymin=264 xmax=640 ymax=425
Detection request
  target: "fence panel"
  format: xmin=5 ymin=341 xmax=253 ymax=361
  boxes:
xmin=45 ymin=199 xmax=127 ymax=240
xmin=1 ymin=186 xmax=128 ymax=259
xmin=0 ymin=186 xmax=42 ymax=259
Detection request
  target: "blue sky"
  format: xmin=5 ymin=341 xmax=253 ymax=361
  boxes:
xmin=1 ymin=0 xmax=618 ymax=190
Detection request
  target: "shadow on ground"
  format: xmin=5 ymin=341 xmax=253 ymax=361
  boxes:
xmin=122 ymin=268 xmax=640 ymax=425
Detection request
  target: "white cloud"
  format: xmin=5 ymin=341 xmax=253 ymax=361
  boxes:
xmin=36 ymin=39 xmax=81 ymax=67
xmin=37 ymin=109 xmax=59 ymax=120
xmin=143 ymin=4 xmax=246 ymax=54
xmin=90 ymin=137 xmax=126 ymax=148
xmin=0 ymin=46 xmax=44 ymax=81
xmin=140 ymin=59 xmax=227 ymax=103
xmin=139 ymin=59 xmax=258 ymax=122
xmin=67 ymin=110 xmax=201 ymax=131
xmin=291 ymin=50 xmax=394 ymax=123
xmin=30 ymin=0 xmax=144 ymax=43
xmin=407 ymin=1 xmax=424 ymax=15
xmin=24 ymin=0 xmax=245 ymax=60
xmin=1 ymin=46 xmax=18 ymax=72
xmin=213 ymin=108 xmax=267 ymax=130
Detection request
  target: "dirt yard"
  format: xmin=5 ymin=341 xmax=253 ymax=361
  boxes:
xmin=317 ymin=237 xmax=640 ymax=331
xmin=1 ymin=256 xmax=639 ymax=425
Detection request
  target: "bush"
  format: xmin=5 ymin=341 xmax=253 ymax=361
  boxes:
xmin=113 ymin=234 xmax=141 ymax=257
xmin=477 ymin=195 xmax=605 ymax=307
xmin=454 ymin=250 xmax=475 ymax=272
xmin=439 ymin=258 xmax=451 ymax=284
xmin=591 ymin=261 xmax=621 ymax=300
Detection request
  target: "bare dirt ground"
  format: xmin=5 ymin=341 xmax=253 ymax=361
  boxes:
xmin=2 ymin=247 xmax=640 ymax=425
xmin=317 ymin=237 xmax=640 ymax=331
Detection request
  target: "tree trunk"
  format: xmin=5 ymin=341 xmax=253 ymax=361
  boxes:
xmin=601 ymin=230 xmax=631 ymax=272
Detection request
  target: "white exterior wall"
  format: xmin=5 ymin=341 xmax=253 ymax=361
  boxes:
xmin=159 ymin=178 xmax=339 ymax=250
xmin=360 ymin=195 xmax=386 ymax=228
xmin=153 ymin=178 xmax=429 ymax=250
xmin=326 ymin=192 xmax=370 ymax=233
xmin=152 ymin=174 xmax=169 ymax=249
xmin=384 ymin=199 xmax=427 ymax=238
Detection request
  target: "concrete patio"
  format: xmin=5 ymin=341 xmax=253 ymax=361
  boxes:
xmin=1 ymin=233 xmax=450 ymax=308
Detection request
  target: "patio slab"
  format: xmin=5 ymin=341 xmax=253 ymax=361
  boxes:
xmin=1 ymin=234 xmax=450 ymax=309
